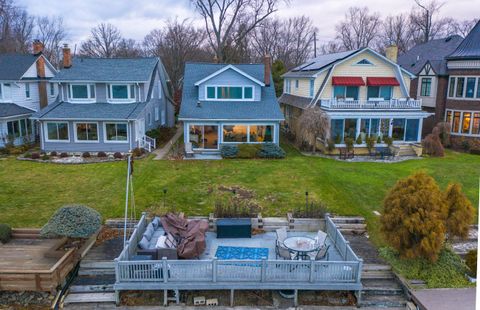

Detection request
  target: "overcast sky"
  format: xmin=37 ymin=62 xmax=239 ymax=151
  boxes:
xmin=17 ymin=0 xmax=479 ymax=46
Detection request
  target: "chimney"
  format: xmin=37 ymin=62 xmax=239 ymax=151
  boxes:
xmin=385 ymin=45 xmax=398 ymax=63
xmin=32 ymin=40 xmax=44 ymax=56
xmin=62 ymin=44 xmax=72 ymax=68
xmin=264 ymin=55 xmax=271 ymax=86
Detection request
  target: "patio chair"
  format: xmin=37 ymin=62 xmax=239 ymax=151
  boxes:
xmin=184 ymin=142 xmax=194 ymax=158
xmin=315 ymin=230 xmax=327 ymax=248
xmin=276 ymin=241 xmax=294 ymax=260
xmin=310 ymin=244 xmax=330 ymax=261
xmin=275 ymin=227 xmax=287 ymax=244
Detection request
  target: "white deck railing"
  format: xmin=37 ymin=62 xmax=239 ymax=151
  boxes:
xmin=320 ymin=98 xmax=422 ymax=110
xmin=136 ymin=135 xmax=156 ymax=152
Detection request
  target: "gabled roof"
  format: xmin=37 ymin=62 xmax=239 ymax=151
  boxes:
xmin=193 ymin=64 xmax=265 ymax=86
xmin=179 ymin=62 xmax=283 ymax=121
xmin=447 ymin=21 xmax=480 ymax=60
xmin=0 ymin=54 xmax=41 ymax=80
xmin=398 ymin=35 xmax=463 ymax=75
xmin=52 ymin=57 xmax=159 ymax=82
xmin=0 ymin=103 xmax=35 ymax=118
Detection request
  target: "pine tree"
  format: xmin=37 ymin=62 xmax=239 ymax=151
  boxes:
xmin=444 ymin=183 xmax=474 ymax=240
xmin=380 ymin=172 xmax=447 ymax=262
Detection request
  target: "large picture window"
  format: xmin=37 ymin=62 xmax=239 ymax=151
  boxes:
xmin=69 ymin=84 xmax=95 ymax=101
xmin=331 ymin=119 xmax=344 ymax=143
xmin=420 ymin=78 xmax=432 ymax=96
xmin=75 ymin=123 xmax=98 ymax=142
xmin=249 ymin=125 xmax=273 ymax=142
xmin=108 ymin=84 xmax=135 ymax=101
xmin=367 ymin=86 xmax=392 ymax=100
xmin=344 ymin=119 xmax=357 ymax=139
xmin=472 ymin=113 xmax=480 ymax=135
xmin=46 ymin=122 xmax=69 ymax=141
xmin=449 ymin=77 xmax=480 ymax=99
xmin=105 ymin=123 xmax=128 ymax=142
xmin=7 ymin=119 xmax=31 ymax=138
xmin=223 ymin=125 xmax=248 ymax=142
xmin=392 ymin=119 xmax=406 ymax=141
xmin=222 ymin=124 xmax=275 ymax=143
xmin=461 ymin=112 xmax=471 ymax=134
xmin=334 ymin=86 xmax=359 ymax=100
xmin=205 ymin=86 xmax=254 ymax=100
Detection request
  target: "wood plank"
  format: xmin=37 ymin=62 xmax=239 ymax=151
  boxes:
xmin=64 ymin=292 xmax=116 ymax=304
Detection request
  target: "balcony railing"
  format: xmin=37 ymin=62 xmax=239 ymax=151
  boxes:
xmin=320 ymin=98 xmax=422 ymax=110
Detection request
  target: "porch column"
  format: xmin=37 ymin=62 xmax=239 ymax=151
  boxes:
xmin=274 ymin=123 xmax=280 ymax=144
xmin=417 ymin=118 xmax=423 ymax=142
xmin=356 ymin=118 xmax=361 ymax=140
xmin=39 ymin=121 xmax=44 ymax=150
xmin=183 ymin=122 xmax=189 ymax=145
xmin=388 ymin=118 xmax=393 ymax=137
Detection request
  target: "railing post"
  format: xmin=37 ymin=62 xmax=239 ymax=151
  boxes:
xmin=213 ymin=258 xmax=217 ymax=282
xmin=162 ymin=258 xmax=168 ymax=283
xmin=261 ymin=258 xmax=266 ymax=282
xmin=344 ymin=241 xmax=350 ymax=260
xmin=114 ymin=258 xmax=120 ymax=283
xmin=357 ymin=258 xmax=363 ymax=284
xmin=309 ymin=260 xmax=314 ymax=283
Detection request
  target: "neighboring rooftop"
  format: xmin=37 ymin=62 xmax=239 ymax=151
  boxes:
xmin=52 ymin=57 xmax=159 ymax=82
xmin=278 ymin=93 xmax=312 ymax=109
xmin=283 ymin=50 xmax=358 ymax=78
xmin=0 ymin=103 xmax=35 ymax=118
xmin=398 ymin=35 xmax=463 ymax=75
xmin=179 ymin=63 xmax=284 ymax=121
xmin=0 ymin=54 xmax=40 ymax=80
xmin=448 ymin=21 xmax=480 ymax=60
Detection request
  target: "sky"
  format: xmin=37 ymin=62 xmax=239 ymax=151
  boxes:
xmin=17 ymin=0 xmax=480 ymax=47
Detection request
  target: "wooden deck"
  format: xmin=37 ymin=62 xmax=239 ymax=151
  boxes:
xmin=0 ymin=239 xmax=62 ymax=271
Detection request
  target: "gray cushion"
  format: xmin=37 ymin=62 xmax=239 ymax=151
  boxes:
xmin=151 ymin=217 xmax=161 ymax=229
xmin=138 ymin=236 xmax=150 ymax=250
xmin=143 ymin=224 xmax=154 ymax=241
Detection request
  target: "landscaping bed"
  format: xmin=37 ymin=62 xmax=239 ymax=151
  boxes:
xmin=18 ymin=149 xmax=148 ymax=164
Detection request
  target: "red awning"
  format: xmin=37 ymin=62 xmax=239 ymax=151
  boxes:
xmin=331 ymin=76 xmax=365 ymax=86
xmin=366 ymin=77 xmax=400 ymax=86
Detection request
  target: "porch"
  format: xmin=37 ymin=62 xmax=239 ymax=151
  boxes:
xmin=320 ymin=98 xmax=422 ymax=110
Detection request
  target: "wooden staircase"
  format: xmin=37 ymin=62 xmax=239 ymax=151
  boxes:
xmin=396 ymin=144 xmax=418 ymax=157
xmin=360 ymin=264 xmax=408 ymax=308
xmin=331 ymin=216 xmax=367 ymax=234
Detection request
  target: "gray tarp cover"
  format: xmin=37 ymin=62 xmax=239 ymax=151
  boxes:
xmin=160 ymin=213 xmax=209 ymax=259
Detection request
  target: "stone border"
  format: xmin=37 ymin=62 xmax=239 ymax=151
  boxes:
xmin=301 ymin=152 xmax=424 ymax=163
xmin=17 ymin=153 xmax=148 ymax=165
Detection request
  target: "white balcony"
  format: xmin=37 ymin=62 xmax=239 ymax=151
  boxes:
xmin=320 ymin=98 xmax=422 ymax=110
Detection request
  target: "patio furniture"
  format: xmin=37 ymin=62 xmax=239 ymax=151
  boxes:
xmin=309 ymin=244 xmax=330 ymax=261
xmin=185 ymin=142 xmax=194 ymax=158
xmin=216 ymin=218 xmax=251 ymax=238
xmin=276 ymin=241 xmax=294 ymax=260
xmin=275 ymin=227 xmax=287 ymax=243
xmin=339 ymin=148 xmax=354 ymax=160
xmin=315 ymin=230 xmax=327 ymax=248
xmin=283 ymin=236 xmax=320 ymax=260
xmin=375 ymin=147 xmax=393 ymax=160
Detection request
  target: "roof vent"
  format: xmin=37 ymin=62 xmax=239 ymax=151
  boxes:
xmin=196 ymin=101 xmax=201 ymax=108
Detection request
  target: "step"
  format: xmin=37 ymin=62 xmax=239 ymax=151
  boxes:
xmin=64 ymin=292 xmax=116 ymax=304
xmin=331 ymin=217 xmax=366 ymax=224
xmin=12 ymin=228 xmax=41 ymax=234
xmin=339 ymin=228 xmax=367 ymax=234
xmin=69 ymin=284 xmax=114 ymax=293
xmin=363 ymin=264 xmax=392 ymax=271
xmin=78 ymin=268 xmax=115 ymax=276
xmin=361 ymin=286 xmax=404 ymax=296
xmin=360 ymin=294 xmax=407 ymax=308
xmin=361 ymin=270 xmax=395 ymax=279
xmin=11 ymin=233 xmax=41 ymax=239
xmin=335 ymin=223 xmax=367 ymax=229
xmin=80 ymin=261 xmax=115 ymax=269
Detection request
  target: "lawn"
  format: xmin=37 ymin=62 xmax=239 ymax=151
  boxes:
xmin=0 ymin=144 xmax=478 ymax=246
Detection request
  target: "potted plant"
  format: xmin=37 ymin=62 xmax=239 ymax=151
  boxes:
xmin=326 ymin=139 xmax=336 ymax=155
xmin=365 ymin=136 xmax=376 ymax=154
xmin=344 ymin=137 xmax=354 ymax=152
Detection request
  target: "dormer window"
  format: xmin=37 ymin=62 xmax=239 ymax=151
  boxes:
xmin=205 ymin=85 xmax=254 ymax=101
xmin=107 ymin=84 xmax=135 ymax=103
xmin=68 ymin=84 xmax=95 ymax=103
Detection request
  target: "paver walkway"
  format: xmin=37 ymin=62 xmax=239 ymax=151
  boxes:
xmin=152 ymin=126 xmax=183 ymax=160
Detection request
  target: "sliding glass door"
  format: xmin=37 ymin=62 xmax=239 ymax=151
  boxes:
xmin=189 ymin=125 xmax=219 ymax=150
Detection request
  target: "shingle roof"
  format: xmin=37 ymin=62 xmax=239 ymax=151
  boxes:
xmin=178 ymin=63 xmax=284 ymax=121
xmin=52 ymin=57 xmax=159 ymax=82
xmin=447 ymin=21 xmax=480 ymax=60
xmin=0 ymin=103 xmax=35 ymax=118
xmin=0 ymin=54 xmax=40 ymax=80
xmin=31 ymin=100 xmax=149 ymax=120
xmin=278 ymin=93 xmax=310 ymax=109
xmin=398 ymin=35 xmax=463 ymax=75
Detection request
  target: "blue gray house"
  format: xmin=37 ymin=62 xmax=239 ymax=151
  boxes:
xmin=179 ymin=58 xmax=284 ymax=153
xmin=32 ymin=45 xmax=175 ymax=153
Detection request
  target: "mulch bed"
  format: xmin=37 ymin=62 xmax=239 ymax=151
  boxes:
xmin=345 ymin=234 xmax=386 ymax=264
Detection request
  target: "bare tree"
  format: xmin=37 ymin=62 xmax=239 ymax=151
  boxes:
xmin=409 ymin=0 xmax=453 ymax=43
xmin=116 ymin=38 xmax=143 ymax=58
xmin=319 ymin=41 xmax=345 ymax=54
xmin=191 ymin=0 xmax=283 ymax=62
xmin=35 ymin=16 xmax=66 ymax=65
xmin=447 ymin=18 xmax=479 ymax=37
xmin=378 ymin=14 xmax=413 ymax=54
xmin=80 ymin=23 xmax=122 ymax=58
xmin=296 ymin=107 xmax=330 ymax=153
xmin=335 ymin=7 xmax=381 ymax=50
xmin=0 ymin=0 xmax=34 ymax=53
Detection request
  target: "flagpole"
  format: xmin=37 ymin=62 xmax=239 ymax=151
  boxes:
xmin=123 ymin=155 xmax=131 ymax=248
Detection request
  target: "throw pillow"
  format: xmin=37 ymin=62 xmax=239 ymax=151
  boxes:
xmin=138 ymin=236 xmax=150 ymax=250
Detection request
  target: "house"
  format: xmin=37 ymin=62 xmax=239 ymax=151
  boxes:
xmin=32 ymin=45 xmax=175 ymax=153
xmin=279 ymin=47 xmax=430 ymax=148
xmin=0 ymin=41 xmax=58 ymax=148
xmin=444 ymin=21 xmax=480 ymax=141
xmin=398 ymin=35 xmax=463 ymax=135
xmin=178 ymin=57 xmax=284 ymax=153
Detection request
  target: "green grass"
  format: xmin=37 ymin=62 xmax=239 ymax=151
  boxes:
xmin=0 ymin=145 xmax=478 ymax=247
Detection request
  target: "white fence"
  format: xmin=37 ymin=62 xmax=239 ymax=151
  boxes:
xmin=320 ymin=98 xmax=422 ymax=110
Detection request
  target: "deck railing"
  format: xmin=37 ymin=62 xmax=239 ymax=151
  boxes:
xmin=320 ymin=98 xmax=422 ymax=110
xmin=115 ymin=213 xmax=363 ymax=292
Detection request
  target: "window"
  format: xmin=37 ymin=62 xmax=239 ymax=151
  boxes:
xmin=105 ymin=123 xmax=128 ymax=142
xmin=370 ymin=119 xmax=380 ymax=138
xmin=223 ymin=125 xmax=247 ymax=142
xmin=46 ymin=122 xmax=69 ymax=141
xmin=25 ymin=83 xmax=30 ymax=98
xmin=448 ymin=77 xmax=455 ymax=97
xmin=69 ymin=84 xmax=95 ymax=101
xmin=0 ymin=83 xmax=2 ymax=98
xmin=7 ymin=120 xmax=20 ymax=137
xmin=420 ymin=78 xmax=432 ymax=96
xmin=360 ymin=119 xmax=370 ymax=141
xmin=367 ymin=86 xmax=392 ymax=100
xmin=392 ymin=119 xmax=406 ymax=141
xmin=249 ymin=125 xmax=273 ymax=142
xmin=356 ymin=59 xmax=373 ymax=65
xmin=155 ymin=107 xmax=159 ymax=121
xmin=205 ymin=86 xmax=254 ymax=100
xmin=472 ymin=113 xmax=480 ymax=135
xmin=161 ymin=111 xmax=166 ymax=125
xmin=108 ymin=84 xmax=135 ymax=101
xmin=148 ymin=113 xmax=152 ymax=125
xmin=334 ymin=86 xmax=359 ymax=100
xmin=75 ymin=123 xmax=98 ymax=142
xmin=50 ymin=83 xmax=55 ymax=96
xmin=309 ymin=80 xmax=314 ymax=97
xmin=189 ymin=125 xmax=218 ymax=149
xmin=344 ymin=119 xmax=357 ymax=139
xmin=158 ymin=82 xmax=162 ymax=98
xmin=466 ymin=78 xmax=476 ymax=98
xmin=446 ymin=111 xmax=452 ymax=124
xmin=455 ymin=77 xmax=465 ymax=97
xmin=461 ymin=112 xmax=471 ymax=134
xmin=380 ymin=119 xmax=390 ymax=138
xmin=477 ymin=79 xmax=480 ymax=98
xmin=295 ymin=80 xmax=299 ymax=89
xmin=331 ymin=119 xmax=344 ymax=143
xmin=405 ymin=119 xmax=420 ymax=141
xmin=452 ymin=111 xmax=461 ymax=133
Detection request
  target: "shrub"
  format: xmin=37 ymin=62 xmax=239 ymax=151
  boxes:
xmin=41 ymin=154 xmax=50 ymax=161
xmin=60 ymin=152 xmax=68 ymax=158
xmin=344 ymin=137 xmax=354 ymax=152
xmin=31 ymin=152 xmax=40 ymax=159
xmin=258 ymin=143 xmax=286 ymax=159
xmin=97 ymin=151 xmax=107 ymax=158
xmin=23 ymin=152 xmax=32 ymax=158
xmin=40 ymin=205 xmax=102 ymax=238
xmin=461 ymin=138 xmax=471 ymax=151
xmin=423 ymin=134 xmax=444 ymax=157
xmin=434 ymin=122 xmax=451 ymax=147
xmin=380 ymin=172 xmax=447 ymax=262
xmin=377 ymin=136 xmax=381 ymax=144
xmin=471 ymin=147 xmax=480 ymax=155
xmin=132 ymin=147 xmax=145 ymax=157
xmin=444 ymin=183 xmax=474 ymax=240
xmin=293 ymin=201 xmax=328 ymax=218
xmin=113 ymin=152 xmax=123 ymax=159
xmin=82 ymin=152 xmax=91 ymax=158
xmin=326 ymin=139 xmax=336 ymax=154
xmin=365 ymin=136 xmax=376 ymax=153
xmin=355 ymin=134 xmax=362 ymax=145
xmin=465 ymin=250 xmax=477 ymax=277
xmin=220 ymin=144 xmax=238 ymax=159
xmin=334 ymin=135 xmax=341 ymax=144
xmin=146 ymin=126 xmax=177 ymax=146
xmin=50 ymin=151 xmax=58 ymax=156
xmin=0 ymin=223 xmax=12 ymax=244
xmin=237 ymin=144 xmax=261 ymax=159
xmin=383 ymin=136 xmax=393 ymax=147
